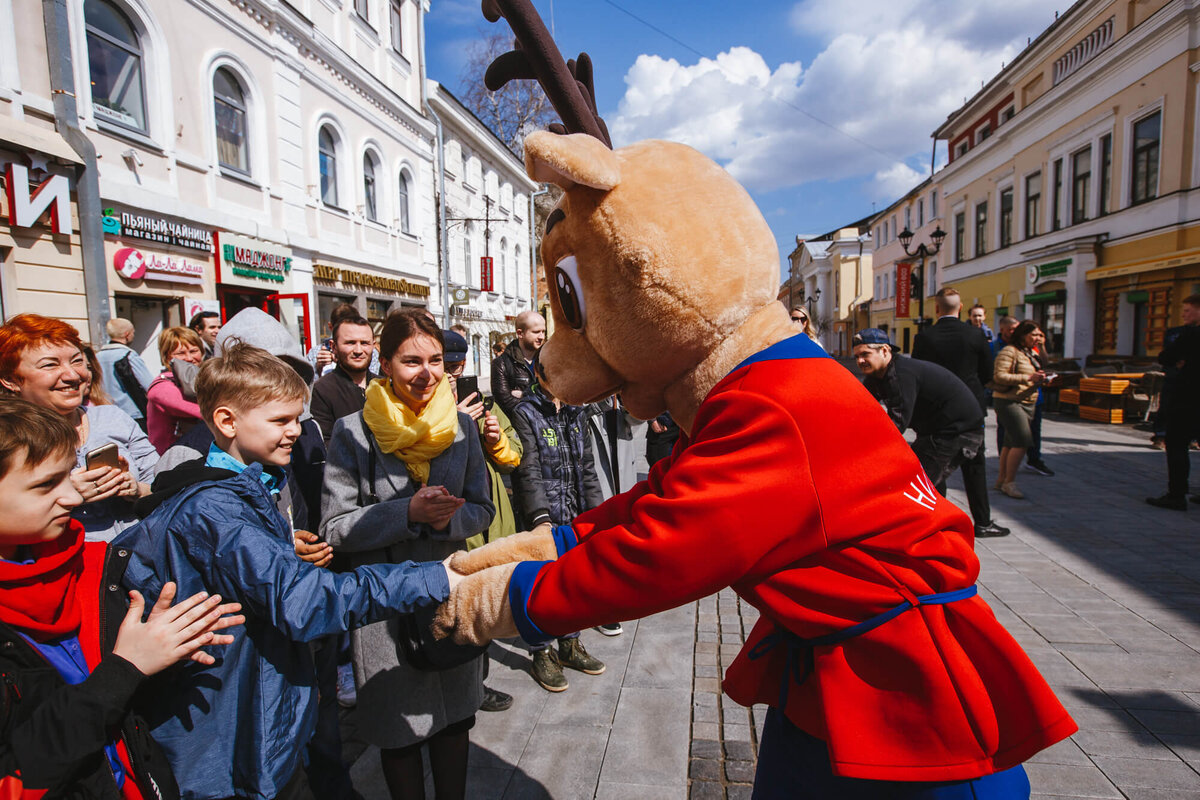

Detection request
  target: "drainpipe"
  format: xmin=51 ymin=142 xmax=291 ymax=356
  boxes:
xmin=43 ymin=0 xmax=109 ymax=343
xmin=416 ymin=1 xmax=451 ymax=328
xmin=529 ymin=186 xmax=549 ymax=308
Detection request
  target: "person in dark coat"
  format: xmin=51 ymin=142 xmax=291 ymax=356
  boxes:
xmin=1147 ymin=294 xmax=1200 ymax=510
xmin=911 ymin=288 xmax=1009 ymax=537
xmin=490 ymin=311 xmax=544 ymax=415
xmin=311 ymin=314 xmax=380 ymax=443
xmin=854 ymin=330 xmax=1006 ymax=538
xmin=510 ymin=381 xmax=607 ymax=691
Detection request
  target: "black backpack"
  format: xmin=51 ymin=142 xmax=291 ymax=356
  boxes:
xmin=113 ymin=352 xmax=149 ymax=418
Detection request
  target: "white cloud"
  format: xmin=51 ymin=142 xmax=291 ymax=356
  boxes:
xmin=610 ymin=2 xmax=1050 ymax=201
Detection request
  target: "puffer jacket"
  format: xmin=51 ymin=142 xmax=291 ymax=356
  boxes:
xmin=109 ymin=466 xmax=448 ymax=800
xmin=992 ymin=345 xmax=1041 ymax=404
xmin=510 ymin=390 xmax=604 ymax=528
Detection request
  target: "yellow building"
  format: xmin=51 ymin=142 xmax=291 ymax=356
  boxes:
xmin=786 ymin=218 xmax=873 ymax=355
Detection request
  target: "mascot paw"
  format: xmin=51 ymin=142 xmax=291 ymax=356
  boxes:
xmin=449 ymin=524 xmax=557 ymax=574
xmin=431 ymin=562 xmax=519 ymax=645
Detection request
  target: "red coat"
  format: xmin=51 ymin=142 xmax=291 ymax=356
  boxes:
xmin=509 ymin=335 xmax=1076 ymax=781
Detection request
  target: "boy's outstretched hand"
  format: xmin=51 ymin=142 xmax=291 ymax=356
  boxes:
xmin=113 ymin=582 xmax=245 ymax=676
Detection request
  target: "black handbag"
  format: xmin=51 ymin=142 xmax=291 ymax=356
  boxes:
xmin=357 ymin=416 xmax=487 ymax=672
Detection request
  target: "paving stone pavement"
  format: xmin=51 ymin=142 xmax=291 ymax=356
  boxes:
xmin=345 ymin=412 xmax=1199 ymax=798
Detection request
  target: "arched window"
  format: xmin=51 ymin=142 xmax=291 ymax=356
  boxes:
xmin=213 ymin=67 xmax=249 ymax=174
xmin=363 ymin=152 xmax=379 ymax=222
xmin=85 ymin=0 xmax=147 ymax=133
xmin=513 ymin=244 xmax=522 ymax=296
xmin=499 ymin=237 xmax=508 ymax=295
xmin=318 ymin=125 xmax=339 ymax=207
xmin=398 ymin=169 xmax=411 ymax=233
xmin=463 ymin=224 xmax=474 ymax=285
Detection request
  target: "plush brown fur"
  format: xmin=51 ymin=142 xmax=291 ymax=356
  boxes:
xmin=431 ymin=562 xmax=518 ymax=646
xmin=449 ymin=526 xmax=556 ymax=574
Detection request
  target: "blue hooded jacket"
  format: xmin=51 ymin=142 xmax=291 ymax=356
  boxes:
xmin=111 ymin=465 xmax=448 ymax=800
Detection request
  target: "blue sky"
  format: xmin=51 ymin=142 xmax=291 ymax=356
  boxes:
xmin=424 ymin=1 xmax=1066 ymax=276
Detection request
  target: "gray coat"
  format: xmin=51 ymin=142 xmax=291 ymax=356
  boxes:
xmin=320 ymin=410 xmax=494 ymax=748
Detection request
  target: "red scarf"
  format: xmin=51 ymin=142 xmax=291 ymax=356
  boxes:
xmin=0 ymin=520 xmax=84 ymax=642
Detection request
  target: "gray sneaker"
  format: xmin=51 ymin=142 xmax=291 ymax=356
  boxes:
xmin=558 ymin=637 xmax=606 ymax=675
xmin=531 ymin=648 xmax=568 ymax=692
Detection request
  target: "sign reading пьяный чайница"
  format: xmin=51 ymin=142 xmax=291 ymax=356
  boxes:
xmin=216 ymin=231 xmax=293 ymax=288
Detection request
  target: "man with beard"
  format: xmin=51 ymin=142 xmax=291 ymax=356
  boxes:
xmin=311 ymin=315 xmax=379 ymax=444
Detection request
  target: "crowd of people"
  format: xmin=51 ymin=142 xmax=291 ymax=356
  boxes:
xmin=0 ymin=302 xmax=664 ymax=800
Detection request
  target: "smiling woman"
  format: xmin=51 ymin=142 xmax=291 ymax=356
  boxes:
xmin=0 ymin=314 xmax=157 ymax=542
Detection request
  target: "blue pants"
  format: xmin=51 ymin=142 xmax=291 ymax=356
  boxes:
xmin=752 ymin=708 xmax=1031 ymax=799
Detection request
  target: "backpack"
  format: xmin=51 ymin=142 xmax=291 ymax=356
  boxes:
xmin=113 ymin=352 xmax=149 ymax=418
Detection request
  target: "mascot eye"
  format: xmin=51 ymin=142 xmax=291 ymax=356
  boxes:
xmin=553 ymin=255 xmax=587 ymax=331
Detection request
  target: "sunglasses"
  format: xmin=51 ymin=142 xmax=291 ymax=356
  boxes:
xmin=791 ymin=315 xmax=808 ymax=323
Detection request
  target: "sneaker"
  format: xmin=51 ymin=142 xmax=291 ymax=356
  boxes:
xmin=336 ymin=662 xmax=357 ymax=708
xmin=531 ymin=648 xmax=568 ymax=692
xmin=480 ymin=685 xmax=513 ymax=712
xmin=1151 ymin=435 xmax=1167 ymax=450
xmin=999 ymin=483 xmax=1025 ymax=499
xmin=1024 ymin=461 xmax=1055 ymax=477
xmin=596 ymin=622 xmax=623 ymax=636
xmin=974 ymin=522 xmax=1010 ymax=538
xmin=1146 ymin=494 xmax=1187 ymax=511
xmin=558 ymin=637 xmax=606 ymax=675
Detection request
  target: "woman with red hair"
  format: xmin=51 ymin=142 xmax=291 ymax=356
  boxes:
xmin=0 ymin=314 xmax=156 ymax=542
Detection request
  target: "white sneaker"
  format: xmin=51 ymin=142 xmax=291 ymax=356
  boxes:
xmin=336 ymin=663 xmax=357 ymax=708
xmin=596 ymin=623 xmax=623 ymax=636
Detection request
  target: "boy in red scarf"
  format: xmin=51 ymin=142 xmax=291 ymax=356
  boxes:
xmin=0 ymin=398 xmax=243 ymax=799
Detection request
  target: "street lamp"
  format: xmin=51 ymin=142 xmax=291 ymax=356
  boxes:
xmin=898 ymin=225 xmax=946 ymax=329
xmin=805 ymin=286 xmax=821 ymax=316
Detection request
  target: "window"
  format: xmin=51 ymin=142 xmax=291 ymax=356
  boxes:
xmin=918 ymin=199 xmax=925 ymax=228
xmin=354 ymin=0 xmax=369 ymax=21
xmin=1052 ymin=158 xmax=1063 ymax=231
xmin=463 ymin=225 xmax=473 ymax=285
xmin=85 ymin=0 xmax=147 ymax=133
xmin=904 ymin=207 xmax=911 ymax=232
xmin=213 ymin=68 xmax=249 ymax=174
xmin=389 ymin=0 xmax=403 ymax=53
xmin=976 ymin=124 xmax=992 ymax=144
xmin=1001 ymin=107 xmax=1015 ymax=124
xmin=1025 ymin=171 xmax=1042 ymax=239
xmin=882 ymin=221 xmax=888 ymax=242
xmin=954 ymin=212 xmax=966 ymax=263
xmin=955 ymin=141 xmax=968 ymax=158
xmin=1099 ymin=133 xmax=1112 ymax=215
xmin=931 ymin=190 xmax=938 ymax=219
xmin=1131 ymin=111 xmax=1161 ymax=205
xmin=499 ymin=238 xmax=508 ymax=294
xmin=398 ymin=170 xmax=411 ymax=233
xmin=1000 ymin=188 xmax=1013 ymax=248
xmin=318 ymin=126 xmax=339 ymax=207
xmin=1072 ymin=146 xmax=1091 ymax=224
xmin=363 ymin=153 xmax=379 ymax=222
xmin=891 ymin=215 xmax=898 ymax=240
xmin=974 ymin=202 xmax=987 ymax=257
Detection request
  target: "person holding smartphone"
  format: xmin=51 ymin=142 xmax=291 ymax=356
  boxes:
xmin=0 ymin=314 xmax=157 ymax=543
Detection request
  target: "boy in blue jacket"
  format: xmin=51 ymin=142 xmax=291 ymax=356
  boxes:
xmin=113 ymin=343 xmax=460 ymax=800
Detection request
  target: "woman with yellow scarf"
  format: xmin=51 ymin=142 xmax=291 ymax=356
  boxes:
xmin=320 ymin=310 xmax=494 ymax=800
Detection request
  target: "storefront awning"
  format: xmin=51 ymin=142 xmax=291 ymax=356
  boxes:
xmin=0 ymin=116 xmax=83 ymax=165
xmin=1086 ymin=247 xmax=1200 ymax=281
xmin=1024 ymin=289 xmax=1066 ymax=304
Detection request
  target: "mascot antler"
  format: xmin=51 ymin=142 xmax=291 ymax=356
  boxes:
xmin=480 ymin=0 xmax=612 ymax=147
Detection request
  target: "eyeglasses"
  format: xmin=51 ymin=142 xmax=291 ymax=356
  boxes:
xmin=791 ymin=315 xmax=807 ymax=323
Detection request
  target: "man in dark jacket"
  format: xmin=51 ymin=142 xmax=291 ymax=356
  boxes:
xmin=311 ymin=315 xmax=379 ymax=443
xmin=510 ymin=381 xmax=606 ymax=692
xmin=1147 ymin=294 xmax=1200 ymax=510
xmin=855 ymin=329 xmax=1008 ymax=538
xmin=491 ymin=311 xmax=545 ymax=415
xmin=910 ymin=289 xmax=1008 ymax=537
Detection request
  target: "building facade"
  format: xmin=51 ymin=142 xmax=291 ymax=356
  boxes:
xmin=868 ymin=179 xmax=944 ymax=353
xmin=786 ymin=222 xmax=873 ymax=355
xmin=933 ymin=0 xmax=1200 ymax=360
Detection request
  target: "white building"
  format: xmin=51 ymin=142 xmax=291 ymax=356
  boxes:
xmin=428 ymin=81 xmax=538 ymax=381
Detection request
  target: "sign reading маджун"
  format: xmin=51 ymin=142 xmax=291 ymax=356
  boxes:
xmin=216 ymin=231 xmax=293 ymax=286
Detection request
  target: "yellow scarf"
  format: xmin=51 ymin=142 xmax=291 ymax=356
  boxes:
xmin=363 ymin=376 xmax=459 ymax=484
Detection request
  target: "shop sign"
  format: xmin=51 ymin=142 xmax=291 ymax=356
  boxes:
xmin=216 ymin=231 xmax=292 ymax=285
xmin=101 ymin=207 xmax=212 ymax=252
xmin=114 ymin=246 xmax=204 ymax=285
xmin=895 ymin=262 xmax=912 ymax=318
xmin=313 ymin=263 xmax=431 ymax=297
xmin=480 ymin=256 xmax=494 ymax=292
xmin=453 ymin=307 xmax=484 ymax=321
xmin=1027 ymin=258 xmax=1071 ymax=284
xmin=4 ymin=163 xmax=72 ymax=235
xmin=185 ymin=298 xmax=220 ymax=321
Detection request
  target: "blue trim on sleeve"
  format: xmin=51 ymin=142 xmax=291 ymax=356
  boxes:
xmin=551 ymin=525 xmax=578 ymax=556
xmin=508 ymin=560 xmax=554 ymax=646
xmin=729 ymin=333 xmax=831 ymax=376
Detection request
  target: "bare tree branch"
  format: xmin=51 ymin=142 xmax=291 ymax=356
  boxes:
xmin=459 ymin=31 xmax=558 ymax=158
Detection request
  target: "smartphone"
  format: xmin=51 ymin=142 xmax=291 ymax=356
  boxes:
xmin=457 ymin=375 xmax=480 ymax=402
xmin=85 ymin=443 xmax=121 ymax=471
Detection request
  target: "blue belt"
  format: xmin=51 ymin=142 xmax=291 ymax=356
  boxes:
xmin=746 ymin=585 xmax=978 ymax=710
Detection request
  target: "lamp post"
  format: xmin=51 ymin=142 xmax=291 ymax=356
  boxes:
xmin=805 ymin=286 xmax=821 ymax=317
xmin=897 ymin=225 xmax=946 ymax=330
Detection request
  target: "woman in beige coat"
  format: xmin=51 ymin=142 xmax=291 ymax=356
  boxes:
xmin=991 ymin=320 xmax=1047 ymax=498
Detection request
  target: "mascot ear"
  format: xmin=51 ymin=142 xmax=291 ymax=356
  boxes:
xmin=524 ymin=131 xmax=620 ymax=191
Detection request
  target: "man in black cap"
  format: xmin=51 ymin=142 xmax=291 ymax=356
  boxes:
xmin=854 ymin=328 xmax=1009 ymax=538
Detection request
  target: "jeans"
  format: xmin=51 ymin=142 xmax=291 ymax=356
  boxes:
xmin=529 ymin=632 xmax=579 ymax=652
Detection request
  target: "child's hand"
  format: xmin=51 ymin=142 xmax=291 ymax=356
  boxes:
xmin=482 ymin=412 xmax=502 ymax=446
xmin=70 ymin=465 xmax=123 ymax=504
xmin=112 ymin=583 xmax=245 ymax=676
xmin=294 ymin=530 xmax=333 ymax=569
xmin=410 ymin=486 xmax=465 ymax=527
